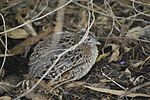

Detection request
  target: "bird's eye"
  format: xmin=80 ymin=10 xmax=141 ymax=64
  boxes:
xmin=87 ymin=38 xmax=91 ymax=41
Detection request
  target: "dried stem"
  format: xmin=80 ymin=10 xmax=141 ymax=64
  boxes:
xmin=0 ymin=13 xmax=7 ymax=71
xmin=51 ymin=0 xmax=67 ymax=49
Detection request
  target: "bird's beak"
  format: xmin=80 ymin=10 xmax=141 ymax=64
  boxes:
xmin=95 ymin=41 xmax=101 ymax=45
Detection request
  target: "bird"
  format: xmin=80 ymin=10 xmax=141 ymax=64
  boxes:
xmin=28 ymin=30 xmax=100 ymax=83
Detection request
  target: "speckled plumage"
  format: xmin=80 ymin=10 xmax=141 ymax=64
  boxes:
xmin=28 ymin=31 xmax=99 ymax=82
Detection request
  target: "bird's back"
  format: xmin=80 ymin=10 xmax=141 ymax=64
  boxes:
xmin=29 ymin=31 xmax=98 ymax=81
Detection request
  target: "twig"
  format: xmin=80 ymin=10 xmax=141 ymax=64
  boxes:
xmin=0 ymin=13 xmax=7 ymax=71
xmin=0 ymin=0 xmax=23 ymax=12
xmin=84 ymin=85 xmax=150 ymax=98
xmin=132 ymin=0 xmax=150 ymax=17
xmin=129 ymin=0 xmax=150 ymax=6
xmin=74 ymin=1 xmax=150 ymax=24
xmin=54 ymin=0 xmax=66 ymax=32
xmin=0 ymin=0 xmax=73 ymax=35
xmin=101 ymin=66 xmax=127 ymax=90
xmin=120 ymin=81 xmax=150 ymax=98
xmin=51 ymin=0 xmax=67 ymax=49
xmin=0 ymin=54 xmax=14 ymax=57
xmin=32 ymin=0 xmax=49 ymax=19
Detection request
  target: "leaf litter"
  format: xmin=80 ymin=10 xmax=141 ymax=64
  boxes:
xmin=0 ymin=0 xmax=150 ymax=99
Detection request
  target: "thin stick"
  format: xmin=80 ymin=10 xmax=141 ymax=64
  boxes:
xmin=0 ymin=13 xmax=8 ymax=71
xmin=51 ymin=0 xmax=67 ymax=49
xmin=120 ymin=81 xmax=150 ymax=98
xmin=0 ymin=0 xmax=73 ymax=35
xmin=32 ymin=0 xmax=49 ymax=19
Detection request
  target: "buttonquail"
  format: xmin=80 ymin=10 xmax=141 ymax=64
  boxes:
xmin=28 ymin=31 xmax=100 ymax=82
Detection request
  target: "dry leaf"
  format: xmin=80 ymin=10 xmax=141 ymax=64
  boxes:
xmin=96 ymin=52 xmax=110 ymax=62
xmin=133 ymin=75 xmax=144 ymax=85
xmin=132 ymin=61 xmax=144 ymax=68
xmin=109 ymin=45 xmax=120 ymax=62
xmin=0 ymin=96 xmax=11 ymax=100
xmin=124 ymin=68 xmax=131 ymax=78
xmin=126 ymin=27 xmax=142 ymax=39
xmin=107 ymin=44 xmax=118 ymax=51
xmin=123 ymin=46 xmax=131 ymax=53
xmin=7 ymin=28 xmax=29 ymax=39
